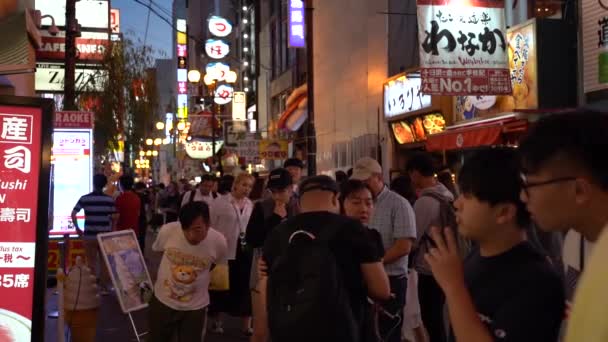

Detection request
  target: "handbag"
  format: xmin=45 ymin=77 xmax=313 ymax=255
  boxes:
xmin=209 ymin=263 xmax=230 ymax=291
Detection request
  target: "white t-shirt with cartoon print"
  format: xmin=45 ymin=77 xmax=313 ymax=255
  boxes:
xmin=152 ymin=221 xmax=228 ymax=311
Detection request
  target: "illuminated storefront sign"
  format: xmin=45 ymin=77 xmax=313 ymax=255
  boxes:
xmin=215 ymin=84 xmax=234 ymax=105
xmin=178 ymin=81 xmax=187 ymax=95
xmin=384 ymin=73 xmax=432 ymax=118
xmin=288 ymin=0 xmax=306 ymax=48
xmin=206 ymin=62 xmax=231 ymax=81
xmin=37 ymin=0 xmax=109 ymax=29
xmin=110 ymin=8 xmax=120 ymax=33
xmin=185 ymin=139 xmax=224 ymax=159
xmin=177 ymin=18 xmax=188 ymax=120
xmin=35 ymin=63 xmax=107 ymax=92
xmin=416 ymin=0 xmax=511 ymax=95
xmin=205 ymin=39 xmax=230 ymax=59
xmin=177 ymin=44 xmax=187 ymax=57
xmin=232 ymin=92 xmax=247 ymax=121
xmin=208 ymin=16 xmax=233 ymax=37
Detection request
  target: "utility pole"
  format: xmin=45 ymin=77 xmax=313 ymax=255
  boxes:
xmin=63 ymin=0 xmax=77 ymax=110
xmin=305 ymin=0 xmax=316 ymax=176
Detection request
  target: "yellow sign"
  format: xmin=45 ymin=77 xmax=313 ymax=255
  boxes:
xmin=177 ymin=32 xmax=187 ymax=45
xmin=259 ymin=140 xmax=288 ymax=160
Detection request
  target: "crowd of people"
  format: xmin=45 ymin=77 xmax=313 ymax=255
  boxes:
xmin=72 ymin=110 xmax=608 ymax=342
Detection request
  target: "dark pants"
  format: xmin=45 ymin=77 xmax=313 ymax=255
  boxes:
xmin=148 ymin=295 xmax=207 ymax=342
xmin=418 ymin=273 xmax=446 ymax=342
xmin=378 ymin=275 xmax=407 ymax=342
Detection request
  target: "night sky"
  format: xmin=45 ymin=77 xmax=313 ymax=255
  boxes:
xmin=111 ymin=0 xmax=173 ymax=58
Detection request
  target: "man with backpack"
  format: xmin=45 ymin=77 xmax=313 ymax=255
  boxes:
xmin=257 ymin=175 xmax=391 ymax=342
xmin=181 ymin=174 xmax=217 ymax=207
xmin=351 ymin=157 xmax=417 ymax=342
xmin=406 ymin=152 xmax=455 ymax=342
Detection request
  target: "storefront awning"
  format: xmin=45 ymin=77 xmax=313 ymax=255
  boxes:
xmin=426 ymin=116 xmax=528 ymax=151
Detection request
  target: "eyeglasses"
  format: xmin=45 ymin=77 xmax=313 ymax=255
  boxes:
xmin=520 ymin=173 xmax=577 ymax=195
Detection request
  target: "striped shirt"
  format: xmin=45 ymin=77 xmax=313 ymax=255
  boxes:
xmin=72 ymin=191 xmax=116 ymax=233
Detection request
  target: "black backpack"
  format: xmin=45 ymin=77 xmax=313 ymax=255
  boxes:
xmin=267 ymin=218 xmax=360 ymax=342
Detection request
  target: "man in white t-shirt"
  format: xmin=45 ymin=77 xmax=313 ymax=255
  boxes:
xmin=148 ymin=201 xmax=228 ymax=342
xmin=181 ymin=174 xmax=217 ymax=207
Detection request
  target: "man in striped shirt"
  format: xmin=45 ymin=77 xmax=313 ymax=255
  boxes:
xmin=71 ymin=174 xmax=117 ymax=289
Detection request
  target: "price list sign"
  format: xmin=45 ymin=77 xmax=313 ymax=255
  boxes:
xmin=416 ymin=0 xmax=512 ymax=95
xmin=0 ymin=97 xmax=53 ymax=342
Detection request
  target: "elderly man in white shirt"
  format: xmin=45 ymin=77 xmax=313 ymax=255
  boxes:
xmin=208 ymin=172 xmax=255 ymax=336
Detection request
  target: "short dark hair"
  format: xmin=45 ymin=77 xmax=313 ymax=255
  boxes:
xmin=218 ymin=175 xmax=235 ymax=194
xmin=406 ymin=152 xmax=435 ymax=177
xmin=93 ymin=174 xmax=108 ymax=190
xmin=335 ymin=170 xmax=348 ymax=184
xmin=284 ymin=158 xmax=304 ymax=169
xmin=119 ymin=175 xmax=135 ymax=190
xmin=134 ymin=181 xmax=146 ymax=191
xmin=339 ymin=179 xmax=373 ymax=214
xmin=347 ymin=168 xmax=353 ymax=178
xmin=519 ymin=110 xmax=608 ymax=190
xmin=179 ymin=201 xmax=210 ymax=229
xmin=390 ymin=175 xmax=417 ymax=205
xmin=458 ymin=147 xmax=530 ymax=228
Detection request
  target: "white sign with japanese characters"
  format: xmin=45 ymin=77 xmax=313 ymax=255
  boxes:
xmin=582 ymin=0 xmax=608 ymax=92
xmin=384 ymin=74 xmax=432 ymax=118
xmin=0 ymin=243 xmax=36 ymax=268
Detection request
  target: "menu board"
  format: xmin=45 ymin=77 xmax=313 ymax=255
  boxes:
xmin=51 ymin=130 xmax=92 ymax=236
xmin=0 ymin=102 xmax=50 ymax=342
xmin=391 ymin=113 xmax=446 ymax=145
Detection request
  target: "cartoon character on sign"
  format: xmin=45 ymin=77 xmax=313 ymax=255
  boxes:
xmin=3 ymin=146 xmax=31 ymax=174
xmin=165 ymin=265 xmax=198 ymax=302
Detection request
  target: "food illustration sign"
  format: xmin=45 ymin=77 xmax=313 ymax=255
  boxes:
xmin=391 ymin=113 xmax=446 ymax=145
xmin=417 ymin=0 xmax=511 ymax=95
xmin=259 ymin=140 xmax=288 ymax=160
xmin=98 ymin=231 xmax=153 ymax=313
xmin=0 ymin=104 xmax=48 ymax=341
xmin=454 ymin=20 xmax=538 ymax=122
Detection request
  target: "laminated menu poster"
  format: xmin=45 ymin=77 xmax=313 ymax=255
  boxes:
xmin=98 ymin=231 xmax=154 ymax=313
xmin=0 ymin=98 xmax=53 ymax=342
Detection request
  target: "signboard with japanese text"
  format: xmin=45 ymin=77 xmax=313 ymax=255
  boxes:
xmin=185 ymin=139 xmax=224 ymax=160
xmin=110 ymin=8 xmax=120 ymax=33
xmin=384 ymin=73 xmax=432 ymax=118
xmin=47 ymin=239 xmax=86 ymax=273
xmin=288 ymin=0 xmax=306 ymax=48
xmin=54 ymin=111 xmax=94 ymax=129
xmin=0 ymin=96 xmax=53 ymax=342
xmin=51 ymin=130 xmax=93 ymax=236
xmin=98 ymin=231 xmax=153 ymax=313
xmin=208 ymin=16 xmax=233 ymax=37
xmin=259 ymin=140 xmax=288 ymax=160
xmin=35 ymin=63 xmax=107 ymax=93
xmin=205 ymin=39 xmax=230 ymax=59
xmin=232 ymin=92 xmax=247 ymax=121
xmin=454 ymin=20 xmax=538 ymax=122
xmin=582 ymin=0 xmax=608 ymax=93
xmin=215 ymin=84 xmax=234 ymax=105
xmin=417 ymin=0 xmax=511 ymax=95
xmin=223 ymin=134 xmax=261 ymax=164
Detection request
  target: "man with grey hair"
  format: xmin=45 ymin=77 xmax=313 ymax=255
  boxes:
xmin=351 ymin=157 xmax=417 ymax=342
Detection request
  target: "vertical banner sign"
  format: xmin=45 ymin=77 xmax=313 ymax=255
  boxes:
xmin=582 ymin=0 xmax=608 ymax=93
xmin=288 ymin=0 xmax=306 ymax=48
xmin=0 ymin=98 xmax=52 ymax=342
xmin=232 ymin=92 xmax=247 ymax=121
xmin=417 ymin=0 xmax=511 ymax=95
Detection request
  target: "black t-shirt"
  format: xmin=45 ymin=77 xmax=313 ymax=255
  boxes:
xmin=263 ymin=211 xmax=382 ymax=327
xmin=451 ymin=242 xmax=565 ymax=342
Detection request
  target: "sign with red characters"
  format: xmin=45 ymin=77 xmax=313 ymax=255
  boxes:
xmin=0 ymin=101 xmax=50 ymax=341
xmin=37 ymin=35 xmax=108 ymax=62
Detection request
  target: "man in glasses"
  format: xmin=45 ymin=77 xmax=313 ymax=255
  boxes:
xmin=425 ymin=147 xmax=564 ymax=342
xmin=519 ymin=110 xmax=608 ymax=342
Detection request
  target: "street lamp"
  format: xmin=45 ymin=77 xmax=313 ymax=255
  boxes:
xmin=156 ymin=121 xmax=165 ymax=130
xmin=177 ymin=121 xmax=186 ymax=131
xmin=146 ymin=138 xmax=153 ymax=146
xmin=163 ymin=138 xmax=170 ymax=145
xmin=188 ymin=70 xmax=201 ymax=83
xmin=152 ymin=151 xmax=159 ymax=157
xmin=154 ymin=138 xmax=162 ymax=146
xmin=139 ymin=151 xmax=145 ymax=157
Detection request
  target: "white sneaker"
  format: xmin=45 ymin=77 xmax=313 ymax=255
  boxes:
xmin=210 ymin=320 xmax=224 ymax=334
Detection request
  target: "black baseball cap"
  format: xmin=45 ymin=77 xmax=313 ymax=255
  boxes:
xmin=267 ymin=168 xmax=293 ymax=190
xmin=284 ymin=158 xmax=304 ymax=169
xmin=299 ymin=175 xmax=339 ymax=196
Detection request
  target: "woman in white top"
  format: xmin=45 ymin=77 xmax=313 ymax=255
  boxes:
xmin=208 ymin=172 xmax=255 ymax=336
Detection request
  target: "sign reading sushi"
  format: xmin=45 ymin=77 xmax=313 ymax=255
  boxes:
xmin=0 ymin=105 xmax=45 ymax=341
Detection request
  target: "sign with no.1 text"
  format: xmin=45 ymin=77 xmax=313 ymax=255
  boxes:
xmin=417 ymin=0 xmax=511 ymax=95
xmin=0 ymin=104 xmax=47 ymax=341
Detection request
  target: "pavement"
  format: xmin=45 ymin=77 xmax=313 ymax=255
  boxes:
xmin=43 ymin=228 xmax=249 ymax=342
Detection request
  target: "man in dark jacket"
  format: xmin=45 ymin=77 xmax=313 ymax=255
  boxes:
xmin=246 ymin=168 xmax=298 ymax=341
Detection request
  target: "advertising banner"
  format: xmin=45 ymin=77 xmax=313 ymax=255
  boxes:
xmin=185 ymin=139 xmax=224 ymax=160
xmin=54 ymin=111 xmax=94 ymax=129
xmin=454 ymin=20 xmax=538 ymax=122
xmin=110 ymin=8 xmax=120 ymax=33
xmin=384 ymin=72 xmax=432 ymax=118
xmin=417 ymin=0 xmax=511 ymax=95
xmin=37 ymin=31 xmax=108 ymax=62
xmin=232 ymin=92 xmax=247 ymax=121
xmin=288 ymin=0 xmax=306 ymax=48
xmin=35 ymin=63 xmax=107 ymax=93
xmin=36 ymin=0 xmax=109 ymax=30
xmin=259 ymin=140 xmax=288 ymax=160
xmin=51 ymin=130 xmax=93 ymax=235
xmin=98 ymin=231 xmax=153 ymax=313
xmin=0 ymin=97 xmax=53 ymax=342
xmin=582 ymin=0 xmax=608 ymax=93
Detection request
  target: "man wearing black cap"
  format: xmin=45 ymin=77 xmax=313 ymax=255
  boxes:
xmin=246 ymin=168 xmax=299 ymax=341
xmin=253 ymin=175 xmax=390 ymax=342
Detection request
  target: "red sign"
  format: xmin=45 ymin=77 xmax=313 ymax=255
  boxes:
xmin=417 ymin=0 xmax=511 ymax=95
xmin=178 ymin=81 xmax=188 ymax=95
xmin=0 ymin=105 xmax=43 ymax=330
xmin=54 ymin=111 xmax=94 ymax=129
xmin=37 ymin=36 xmax=108 ymax=61
xmin=111 ymin=9 xmax=120 ymax=33
xmin=177 ymin=44 xmax=187 ymax=57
